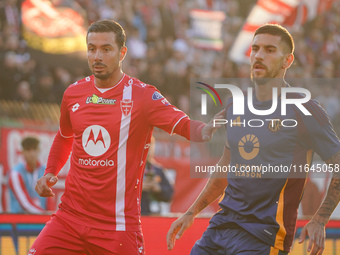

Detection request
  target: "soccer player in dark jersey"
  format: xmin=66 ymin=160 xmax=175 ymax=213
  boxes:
xmin=167 ymin=24 xmax=340 ymax=255
xmin=30 ymin=20 xmax=223 ymax=255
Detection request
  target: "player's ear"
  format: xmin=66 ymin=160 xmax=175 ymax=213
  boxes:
xmin=282 ymin=53 xmax=294 ymax=69
xmin=120 ymin=46 xmax=127 ymax=61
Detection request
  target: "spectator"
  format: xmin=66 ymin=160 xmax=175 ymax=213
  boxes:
xmin=141 ymin=137 xmax=174 ymax=215
xmin=126 ymin=27 xmax=147 ymax=59
xmin=14 ymin=80 xmax=33 ymax=103
xmin=0 ymin=51 xmax=19 ymax=99
xmin=164 ymin=39 xmax=189 ymax=104
xmin=0 ymin=0 xmax=339 ymax=109
xmin=52 ymin=67 xmax=73 ymax=103
xmin=8 ymin=136 xmax=46 ymax=213
xmin=33 ymin=71 xmax=58 ymax=103
xmin=139 ymin=60 xmax=166 ymax=92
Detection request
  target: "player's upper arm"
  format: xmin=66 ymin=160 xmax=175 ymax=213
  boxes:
xmin=143 ymin=87 xmax=187 ymax=134
xmin=59 ymin=90 xmax=73 ymax=137
xmin=299 ymin=100 xmax=340 ymax=161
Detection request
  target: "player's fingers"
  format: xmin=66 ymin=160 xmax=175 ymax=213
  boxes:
xmin=47 ymin=176 xmax=58 ymax=187
xmin=310 ymin=240 xmax=320 ymax=255
xmin=35 ymin=179 xmax=55 ymax=197
xmin=298 ymin=227 xmax=307 ymax=243
xmin=317 ymin=246 xmax=324 ymax=255
xmin=36 ymin=185 xmax=54 ymax=197
xmin=35 ymin=178 xmax=45 ymax=195
xmin=316 ymin=236 xmax=324 ymax=255
xmin=307 ymin=233 xmax=315 ymax=253
xmin=315 ymin=245 xmax=324 ymax=255
xmin=176 ymin=224 xmax=188 ymax=239
xmin=202 ymin=135 xmax=211 ymax=141
xmin=214 ymin=108 xmax=226 ymax=118
xmin=167 ymin=222 xmax=181 ymax=250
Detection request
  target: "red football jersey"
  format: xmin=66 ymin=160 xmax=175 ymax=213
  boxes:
xmin=55 ymin=74 xmax=187 ymax=231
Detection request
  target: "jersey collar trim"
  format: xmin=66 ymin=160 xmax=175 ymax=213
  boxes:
xmin=93 ymin=74 xmax=126 ymax=93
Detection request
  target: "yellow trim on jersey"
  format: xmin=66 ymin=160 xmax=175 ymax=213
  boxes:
xmin=274 ymin=180 xmax=288 ymax=250
xmin=299 ymin=149 xmax=314 ymax=201
xmin=306 ymin=149 xmax=313 ymax=166
xmin=269 ymin=246 xmax=280 ymax=255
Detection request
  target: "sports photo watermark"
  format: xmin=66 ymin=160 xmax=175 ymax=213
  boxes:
xmin=190 ymin=78 xmax=340 ymax=179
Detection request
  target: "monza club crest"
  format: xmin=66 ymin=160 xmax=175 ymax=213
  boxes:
xmin=120 ymin=99 xmax=133 ymax=117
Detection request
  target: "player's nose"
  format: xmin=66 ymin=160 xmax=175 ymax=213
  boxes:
xmin=93 ymin=49 xmax=103 ymax=62
xmin=255 ymin=48 xmax=264 ymax=60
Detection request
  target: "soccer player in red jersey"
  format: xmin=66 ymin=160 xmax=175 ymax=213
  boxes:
xmin=30 ymin=20 xmax=223 ymax=255
xmin=167 ymin=24 xmax=340 ymax=255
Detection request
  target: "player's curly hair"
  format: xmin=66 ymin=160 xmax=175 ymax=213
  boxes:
xmin=87 ymin=19 xmax=126 ymax=49
xmin=254 ymin=24 xmax=294 ymax=54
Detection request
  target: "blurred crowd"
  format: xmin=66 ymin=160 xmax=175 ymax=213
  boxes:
xmin=1 ymin=0 xmax=340 ymax=121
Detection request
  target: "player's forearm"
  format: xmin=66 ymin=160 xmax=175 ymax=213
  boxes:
xmin=173 ymin=117 xmax=206 ymax=142
xmin=45 ymin=130 xmax=73 ymax=176
xmin=186 ymin=150 xmax=230 ymax=217
xmin=185 ymin=175 xmax=228 ymax=217
xmin=314 ymin=151 xmax=340 ymax=225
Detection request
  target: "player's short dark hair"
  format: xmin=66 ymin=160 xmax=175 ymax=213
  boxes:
xmin=87 ymin=19 xmax=126 ymax=49
xmin=21 ymin=136 xmax=40 ymax=150
xmin=254 ymin=24 xmax=294 ymax=53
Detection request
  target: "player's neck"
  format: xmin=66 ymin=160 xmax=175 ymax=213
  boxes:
xmin=94 ymin=70 xmax=124 ymax=89
xmin=255 ymin=78 xmax=286 ymax=101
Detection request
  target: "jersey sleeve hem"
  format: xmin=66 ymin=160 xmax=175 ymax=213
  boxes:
xmin=170 ymin=116 xmax=187 ymax=135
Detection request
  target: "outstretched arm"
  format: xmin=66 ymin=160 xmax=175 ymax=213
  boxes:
xmin=166 ymin=144 xmax=230 ymax=251
xmin=173 ymin=109 xmax=226 ymax=142
xmin=299 ymin=150 xmax=340 ymax=255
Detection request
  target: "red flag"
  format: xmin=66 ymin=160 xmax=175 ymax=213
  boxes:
xmin=229 ymin=0 xmax=335 ymax=63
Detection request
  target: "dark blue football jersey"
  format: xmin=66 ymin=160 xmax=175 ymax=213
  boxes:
xmin=209 ymin=90 xmax=340 ymax=252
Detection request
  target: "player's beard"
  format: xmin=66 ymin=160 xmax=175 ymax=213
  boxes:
xmin=92 ymin=62 xmax=115 ymax=80
xmin=251 ymin=66 xmax=281 ymax=85
xmin=93 ymin=71 xmax=112 ymax=80
xmin=92 ymin=63 xmax=121 ymax=81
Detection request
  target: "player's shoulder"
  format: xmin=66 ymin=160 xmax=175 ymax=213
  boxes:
xmin=286 ymin=91 xmax=325 ymax=115
xmin=126 ymin=75 xmax=156 ymax=91
xmin=126 ymin=75 xmax=164 ymax=98
xmin=126 ymin=75 xmax=173 ymax=109
xmin=287 ymin=93 xmax=330 ymax=125
xmin=65 ymin=76 xmax=93 ymax=94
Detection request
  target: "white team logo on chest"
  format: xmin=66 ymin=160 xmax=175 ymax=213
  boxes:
xmin=120 ymin=99 xmax=133 ymax=116
xmin=82 ymin=125 xmax=111 ymax=156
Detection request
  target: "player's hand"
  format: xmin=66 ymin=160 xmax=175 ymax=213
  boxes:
xmin=167 ymin=212 xmax=195 ymax=251
xmin=298 ymin=218 xmax=325 ymax=255
xmin=35 ymin=173 xmax=58 ymax=197
xmin=201 ymin=109 xmax=226 ymax=141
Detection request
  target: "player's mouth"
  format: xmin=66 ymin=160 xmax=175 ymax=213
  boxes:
xmin=93 ymin=63 xmax=106 ymax=71
xmin=253 ymin=63 xmax=266 ymax=71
